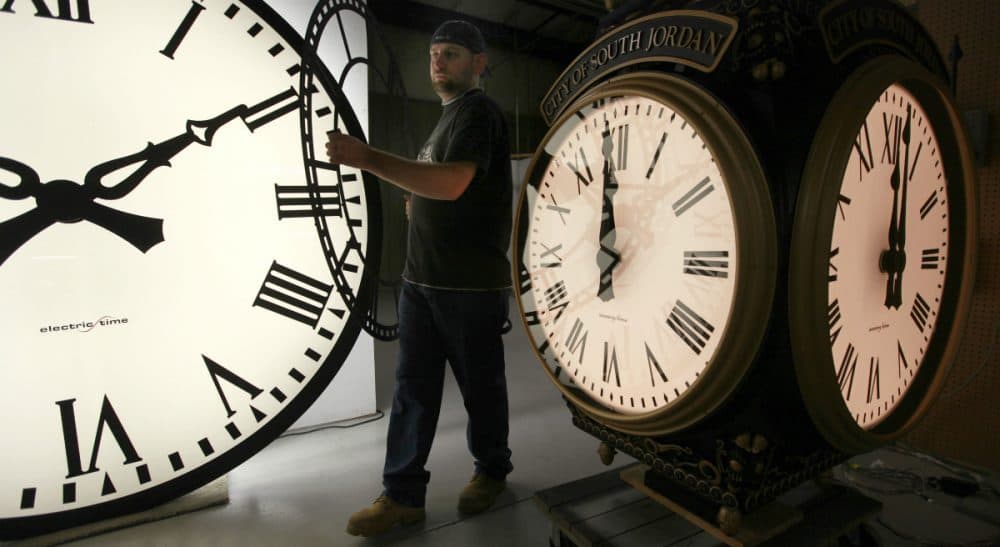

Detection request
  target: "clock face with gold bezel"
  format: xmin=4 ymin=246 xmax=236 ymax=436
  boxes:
xmin=790 ymin=56 xmax=976 ymax=453
xmin=514 ymin=72 xmax=777 ymax=436
xmin=0 ymin=0 xmax=379 ymax=538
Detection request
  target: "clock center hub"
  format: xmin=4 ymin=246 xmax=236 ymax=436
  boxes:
xmin=878 ymin=248 xmax=907 ymax=274
xmin=37 ymin=180 xmax=91 ymax=223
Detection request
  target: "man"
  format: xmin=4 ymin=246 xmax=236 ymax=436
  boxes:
xmin=326 ymin=20 xmax=513 ymax=537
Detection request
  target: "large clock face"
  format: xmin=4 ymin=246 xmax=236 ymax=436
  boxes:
xmin=830 ymin=83 xmax=949 ymax=429
xmin=516 ymin=73 xmax=777 ymax=435
xmin=0 ymin=0 xmax=376 ymax=537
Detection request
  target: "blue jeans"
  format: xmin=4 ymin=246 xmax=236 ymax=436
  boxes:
xmin=382 ymin=281 xmax=513 ymax=507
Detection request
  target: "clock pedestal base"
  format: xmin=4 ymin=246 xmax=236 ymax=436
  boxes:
xmin=621 ymin=465 xmax=881 ymax=546
xmin=14 ymin=476 xmax=229 ymax=546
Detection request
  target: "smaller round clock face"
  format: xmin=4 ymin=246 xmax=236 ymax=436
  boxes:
xmin=830 ymin=83 xmax=949 ymax=428
xmin=522 ymin=94 xmax=739 ymax=415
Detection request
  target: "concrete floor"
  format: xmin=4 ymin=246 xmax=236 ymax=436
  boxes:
xmin=47 ymin=305 xmax=635 ymax=546
xmin=19 ymin=298 xmax=1000 ymax=546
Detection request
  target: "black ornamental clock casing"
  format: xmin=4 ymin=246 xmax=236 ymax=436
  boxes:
xmin=0 ymin=0 xmax=381 ymax=538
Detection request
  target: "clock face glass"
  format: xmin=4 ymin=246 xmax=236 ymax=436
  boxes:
xmin=0 ymin=0 xmax=372 ymax=530
xmin=520 ymin=94 xmax=739 ymax=415
xmin=830 ymin=83 xmax=949 ymax=429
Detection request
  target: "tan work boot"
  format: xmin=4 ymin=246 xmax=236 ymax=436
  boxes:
xmin=457 ymin=474 xmax=506 ymax=514
xmin=345 ymin=495 xmax=425 ymax=537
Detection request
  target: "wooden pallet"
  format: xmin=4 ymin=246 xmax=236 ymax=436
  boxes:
xmin=534 ymin=464 xmax=881 ymax=547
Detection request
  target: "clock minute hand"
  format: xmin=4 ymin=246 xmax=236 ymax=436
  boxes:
xmin=892 ymin=105 xmax=913 ymax=309
xmin=883 ymin=152 xmax=901 ymax=309
xmin=84 ymin=105 xmax=246 ymax=200
xmin=84 ymin=87 xmax=299 ymax=201
xmin=596 ymin=119 xmax=620 ymax=301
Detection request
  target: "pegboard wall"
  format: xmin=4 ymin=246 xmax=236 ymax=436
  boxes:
xmin=903 ymin=0 xmax=1000 ymax=471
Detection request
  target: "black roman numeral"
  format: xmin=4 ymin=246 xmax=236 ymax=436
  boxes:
xmin=275 ymin=184 xmax=342 ymax=219
xmin=539 ymin=242 xmax=563 ymax=268
xmin=645 ymin=342 xmax=667 ymax=386
xmin=911 ymin=292 xmax=931 ymax=332
xmin=683 ymin=251 xmax=729 ymax=278
xmin=880 ymin=112 xmax=902 ymax=166
xmin=829 ymin=299 xmax=842 ymax=345
xmin=922 ymin=248 xmax=941 ymax=270
xmin=646 ymin=132 xmax=667 ymax=179
xmin=544 ymin=280 xmax=569 ymax=323
xmin=906 ymin=141 xmax=923 ymax=183
xmin=602 ymin=342 xmax=621 ymax=387
xmin=897 ymin=340 xmax=909 ymax=377
xmin=2 ymin=0 xmax=93 ymax=23
xmin=160 ymin=1 xmax=206 ymax=59
xmin=57 ymin=396 xmax=142 ymax=479
xmin=854 ymin=118 xmax=874 ymax=177
xmin=568 ymin=147 xmax=593 ymax=193
xmin=829 ymin=247 xmax=840 ymax=282
xmin=612 ymin=124 xmax=629 ymax=170
xmin=837 ymin=343 xmax=859 ymax=401
xmin=565 ymin=318 xmax=588 ymax=364
xmin=837 ymin=194 xmax=851 ymax=221
xmin=667 ymin=300 xmax=714 ymax=355
xmin=867 ymin=357 xmax=881 ymax=404
xmin=253 ymin=261 xmax=332 ymax=328
xmin=204 ymin=355 xmax=265 ymax=419
xmin=244 ymin=87 xmax=300 ymax=131
xmin=672 ymin=177 xmax=713 ymax=217
xmin=920 ymin=190 xmax=939 ymax=220
xmin=545 ymin=195 xmax=571 ymax=224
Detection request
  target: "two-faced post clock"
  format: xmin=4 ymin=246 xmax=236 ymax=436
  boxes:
xmin=515 ymin=2 xmax=977 ymax=533
xmin=0 ymin=0 xmax=380 ymax=538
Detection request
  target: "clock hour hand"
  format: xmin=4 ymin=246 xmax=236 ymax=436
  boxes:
xmin=1 ymin=157 xmax=159 ymax=266
xmin=596 ymin=119 xmax=620 ymax=301
xmin=882 ymin=155 xmax=901 ymax=308
xmin=880 ymin=105 xmax=913 ymax=309
xmin=892 ymin=105 xmax=912 ymax=309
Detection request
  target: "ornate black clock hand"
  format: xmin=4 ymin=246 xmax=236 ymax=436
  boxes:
xmin=0 ymin=91 xmax=299 ymax=267
xmin=892 ymin=104 xmax=912 ymax=309
xmin=84 ymin=105 xmax=246 ymax=200
xmin=882 ymin=148 xmax=901 ymax=308
xmin=0 ymin=157 xmax=58 ymax=267
xmin=597 ymin=119 xmax=621 ymax=301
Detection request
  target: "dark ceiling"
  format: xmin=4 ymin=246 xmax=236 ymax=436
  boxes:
xmin=366 ymin=0 xmax=921 ymax=66
xmin=367 ymin=0 xmax=610 ymax=65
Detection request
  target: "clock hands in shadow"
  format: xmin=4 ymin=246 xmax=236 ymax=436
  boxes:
xmin=596 ymin=118 xmax=621 ymax=302
xmin=0 ymin=94 xmax=292 ymax=268
xmin=880 ymin=104 xmax=911 ymax=309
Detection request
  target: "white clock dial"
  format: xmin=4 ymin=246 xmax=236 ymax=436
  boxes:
xmin=830 ymin=83 xmax=949 ymax=428
xmin=524 ymin=95 xmax=738 ymax=415
xmin=0 ymin=0 xmax=376 ymax=537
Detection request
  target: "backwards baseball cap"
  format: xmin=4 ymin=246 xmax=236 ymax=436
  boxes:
xmin=430 ymin=20 xmax=486 ymax=53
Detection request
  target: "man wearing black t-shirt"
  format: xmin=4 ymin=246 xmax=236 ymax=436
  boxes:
xmin=326 ymin=20 xmax=513 ymax=537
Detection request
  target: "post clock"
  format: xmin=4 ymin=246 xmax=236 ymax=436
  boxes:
xmin=0 ymin=0 xmax=381 ymax=539
xmin=514 ymin=1 xmax=976 ymax=533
